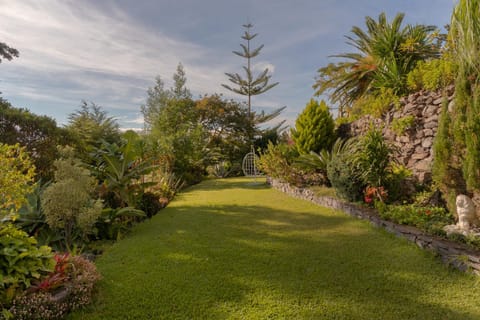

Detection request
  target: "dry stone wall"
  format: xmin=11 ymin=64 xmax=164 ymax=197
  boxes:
xmin=338 ymin=85 xmax=455 ymax=184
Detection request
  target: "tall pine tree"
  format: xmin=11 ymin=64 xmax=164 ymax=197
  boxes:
xmin=222 ymin=23 xmax=279 ymax=125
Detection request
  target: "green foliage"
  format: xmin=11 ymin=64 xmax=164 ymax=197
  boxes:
xmin=144 ymin=65 xmax=209 ymax=185
xmin=258 ymin=142 xmax=298 ymax=183
xmin=0 ymin=224 xmax=55 ymax=309
xmin=91 ymin=138 xmax=156 ymax=208
xmin=353 ymin=128 xmax=395 ymax=188
xmin=41 ymin=148 xmax=102 ymax=250
xmin=431 ymin=0 xmax=480 ymax=212
xmin=432 ymin=98 xmax=464 ymax=213
xmin=326 ymin=139 xmax=364 ymax=201
xmin=95 ymin=207 xmax=146 ymax=240
xmin=0 ymin=99 xmax=70 ymax=180
xmin=196 ymin=94 xmax=251 ymax=169
xmin=9 ymin=254 xmax=101 ymax=319
xmin=0 ymin=143 xmax=35 ymax=216
xmin=390 ymin=115 xmax=415 ymax=135
xmin=347 ymin=87 xmax=400 ymax=119
xmin=66 ymin=101 xmax=121 ymax=160
xmin=291 ymin=99 xmax=336 ymax=154
xmin=222 ymin=23 xmax=279 ymax=117
xmin=314 ymin=12 xmax=441 ymax=116
xmin=385 ymin=163 xmax=414 ymax=202
xmin=13 ymin=182 xmax=64 ymax=250
xmin=377 ymin=204 xmax=454 ymax=235
xmin=295 ymin=149 xmax=331 ymax=176
xmin=406 ymin=58 xmax=456 ymax=91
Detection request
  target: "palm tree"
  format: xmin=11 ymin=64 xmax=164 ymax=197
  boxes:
xmin=314 ymin=12 xmax=440 ymax=116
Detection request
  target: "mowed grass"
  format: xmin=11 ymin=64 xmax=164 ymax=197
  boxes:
xmin=70 ymin=178 xmax=480 ymax=319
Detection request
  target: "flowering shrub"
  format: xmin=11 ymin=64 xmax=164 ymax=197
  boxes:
xmin=377 ymin=204 xmax=454 ymax=234
xmin=364 ymin=186 xmax=388 ymax=204
xmin=8 ymin=292 xmax=68 ymax=320
xmin=9 ymin=254 xmax=101 ymax=319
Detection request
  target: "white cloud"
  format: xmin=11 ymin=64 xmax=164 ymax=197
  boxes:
xmin=0 ymin=0 xmax=231 ymax=103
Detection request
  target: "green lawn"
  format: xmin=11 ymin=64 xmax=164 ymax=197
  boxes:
xmin=70 ymin=178 xmax=480 ymax=319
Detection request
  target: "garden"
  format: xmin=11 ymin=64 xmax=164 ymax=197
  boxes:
xmin=2 ymin=0 xmax=480 ymax=318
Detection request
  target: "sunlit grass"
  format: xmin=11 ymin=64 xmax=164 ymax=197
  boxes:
xmin=70 ymin=177 xmax=480 ymax=319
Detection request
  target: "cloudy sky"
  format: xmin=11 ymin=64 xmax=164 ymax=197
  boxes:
xmin=0 ymin=0 xmax=455 ymax=130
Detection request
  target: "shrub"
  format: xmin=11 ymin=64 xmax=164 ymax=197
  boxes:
xmin=353 ymin=128 xmax=395 ymax=189
xmin=95 ymin=207 xmax=146 ymax=240
xmin=0 ymin=143 xmax=35 ymax=217
xmin=9 ymin=254 xmax=101 ymax=320
xmin=41 ymin=147 xmax=103 ymax=250
xmin=326 ymin=139 xmax=364 ymax=202
xmin=327 ymin=157 xmax=364 ymax=202
xmin=406 ymin=58 xmax=455 ymax=91
xmin=385 ymin=163 xmax=415 ymax=202
xmin=291 ymin=99 xmax=336 ymax=154
xmin=258 ymin=142 xmax=297 ymax=181
xmin=348 ymin=87 xmax=400 ymax=119
xmin=0 ymin=224 xmax=55 ymax=311
xmin=137 ymin=192 xmax=163 ymax=218
xmin=390 ymin=115 xmax=415 ymax=136
xmin=377 ymin=204 xmax=454 ymax=235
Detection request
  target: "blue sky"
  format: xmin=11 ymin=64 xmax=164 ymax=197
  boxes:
xmin=0 ymin=0 xmax=456 ymax=130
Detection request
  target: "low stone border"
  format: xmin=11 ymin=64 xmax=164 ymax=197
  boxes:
xmin=267 ymin=178 xmax=480 ymax=275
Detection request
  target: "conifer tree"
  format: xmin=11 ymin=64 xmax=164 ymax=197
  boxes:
xmin=291 ymin=99 xmax=336 ymax=154
xmin=222 ymin=23 xmax=279 ymax=121
xmin=432 ymin=0 xmax=480 ymax=213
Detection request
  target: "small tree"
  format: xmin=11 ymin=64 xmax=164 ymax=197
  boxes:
xmin=143 ymin=64 xmax=208 ymax=184
xmin=66 ymin=101 xmax=121 ymax=159
xmin=42 ymin=147 xmax=102 ymax=250
xmin=291 ymin=99 xmax=335 ymax=154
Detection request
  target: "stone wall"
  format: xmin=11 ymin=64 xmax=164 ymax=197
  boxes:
xmin=268 ymin=177 xmax=480 ymax=275
xmin=339 ymin=85 xmax=455 ymax=183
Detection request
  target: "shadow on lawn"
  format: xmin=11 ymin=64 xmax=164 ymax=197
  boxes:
xmin=184 ymin=177 xmax=270 ymax=192
xmin=151 ymin=203 xmax=480 ymax=319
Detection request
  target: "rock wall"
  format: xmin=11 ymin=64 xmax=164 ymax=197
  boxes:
xmin=267 ymin=177 xmax=480 ymax=275
xmin=339 ymin=85 xmax=455 ymax=184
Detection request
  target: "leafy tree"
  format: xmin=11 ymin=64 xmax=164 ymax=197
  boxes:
xmin=0 ymin=98 xmax=70 ymax=180
xmin=196 ymin=94 xmax=251 ymax=166
xmin=66 ymin=101 xmax=121 ymax=159
xmin=291 ymin=99 xmax=335 ymax=154
xmin=0 ymin=42 xmax=19 ymax=63
xmin=41 ymin=147 xmax=102 ymax=250
xmin=313 ymin=12 xmax=440 ymax=116
xmin=222 ymin=23 xmax=280 ymax=140
xmin=143 ymin=64 xmax=208 ymax=184
xmin=0 ymin=143 xmax=35 ymax=216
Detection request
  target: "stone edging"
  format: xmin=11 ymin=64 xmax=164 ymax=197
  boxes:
xmin=267 ymin=178 xmax=480 ymax=275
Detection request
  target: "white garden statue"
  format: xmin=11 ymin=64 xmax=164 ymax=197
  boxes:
xmin=444 ymin=194 xmax=480 ymax=236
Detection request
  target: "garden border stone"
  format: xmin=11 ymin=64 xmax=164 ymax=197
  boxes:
xmin=267 ymin=177 xmax=480 ymax=275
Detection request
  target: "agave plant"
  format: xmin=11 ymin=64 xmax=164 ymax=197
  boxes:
xmin=13 ymin=182 xmax=64 ymax=248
